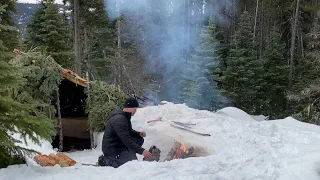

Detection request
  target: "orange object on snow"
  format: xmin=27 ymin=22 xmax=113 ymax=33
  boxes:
xmin=33 ymin=153 xmax=76 ymax=167
xmin=49 ymin=153 xmax=69 ymax=167
xmin=33 ymin=155 xmax=57 ymax=167
xmin=56 ymin=152 xmax=77 ymax=166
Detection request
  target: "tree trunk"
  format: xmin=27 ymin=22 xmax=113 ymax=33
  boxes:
xmin=288 ymin=0 xmax=300 ymax=90
xmin=187 ymin=0 xmax=190 ymax=55
xmin=56 ymin=90 xmax=63 ymax=152
xmin=300 ymin=30 xmax=304 ymax=58
xmin=115 ymin=0 xmax=121 ymax=86
xmin=259 ymin=0 xmax=263 ymax=60
xmin=253 ymin=0 xmax=259 ymax=38
xmin=84 ymin=27 xmax=89 ymax=72
xmin=74 ymin=0 xmax=81 ymax=75
xmin=117 ymin=0 xmax=121 ymax=56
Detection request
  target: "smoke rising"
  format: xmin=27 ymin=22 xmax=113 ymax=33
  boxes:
xmin=104 ymin=0 xmax=234 ymax=106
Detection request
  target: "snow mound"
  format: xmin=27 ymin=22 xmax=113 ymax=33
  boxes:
xmin=252 ymin=115 xmax=268 ymax=121
xmin=216 ymin=106 xmax=257 ymax=122
xmin=2 ymin=102 xmax=320 ymax=180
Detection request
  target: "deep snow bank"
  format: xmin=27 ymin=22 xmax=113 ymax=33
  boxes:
xmin=1 ymin=102 xmax=320 ymax=180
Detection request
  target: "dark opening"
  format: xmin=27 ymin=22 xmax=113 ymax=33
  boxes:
xmin=51 ymin=136 xmax=91 ymax=152
xmin=51 ymin=79 xmax=91 ymax=152
xmin=58 ymin=79 xmax=87 ymax=117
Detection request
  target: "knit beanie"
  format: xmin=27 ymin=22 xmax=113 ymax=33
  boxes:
xmin=123 ymin=97 xmax=139 ymax=108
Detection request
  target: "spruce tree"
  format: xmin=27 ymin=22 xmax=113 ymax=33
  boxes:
xmin=288 ymin=15 xmax=320 ymax=125
xmin=180 ymin=25 xmax=227 ymax=110
xmin=25 ymin=0 xmax=73 ymax=68
xmin=219 ymin=11 xmax=265 ymax=114
xmin=261 ymin=28 xmax=288 ymax=119
xmin=25 ymin=7 xmax=46 ymax=49
xmin=0 ymin=4 xmax=55 ymax=168
xmin=0 ymin=1 xmax=19 ymax=61
xmin=81 ymin=0 xmax=115 ymax=81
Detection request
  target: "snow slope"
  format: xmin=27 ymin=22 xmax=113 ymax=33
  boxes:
xmin=1 ymin=102 xmax=320 ymax=180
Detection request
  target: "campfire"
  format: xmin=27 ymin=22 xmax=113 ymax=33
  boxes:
xmin=164 ymin=141 xmax=195 ymax=161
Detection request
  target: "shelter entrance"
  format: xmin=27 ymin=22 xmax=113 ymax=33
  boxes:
xmin=51 ymin=79 xmax=91 ymax=152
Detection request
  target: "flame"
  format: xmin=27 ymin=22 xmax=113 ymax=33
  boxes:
xmin=180 ymin=143 xmax=189 ymax=154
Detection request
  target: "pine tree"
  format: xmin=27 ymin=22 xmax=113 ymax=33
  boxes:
xmin=180 ymin=25 xmax=227 ymax=110
xmin=0 ymin=1 xmax=19 ymax=61
xmin=0 ymin=4 xmax=55 ymax=168
xmin=219 ymin=11 xmax=265 ymax=114
xmin=261 ymin=28 xmax=288 ymax=119
xmin=287 ymin=15 xmax=320 ymax=125
xmin=25 ymin=8 xmax=45 ymax=48
xmin=25 ymin=0 xmax=73 ymax=68
xmin=81 ymin=0 xmax=115 ymax=81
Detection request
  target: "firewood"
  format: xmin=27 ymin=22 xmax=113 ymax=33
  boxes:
xmin=56 ymin=153 xmax=77 ymax=166
xmin=49 ymin=153 xmax=69 ymax=167
xmin=33 ymin=155 xmax=57 ymax=167
xmin=163 ymin=141 xmax=182 ymax=161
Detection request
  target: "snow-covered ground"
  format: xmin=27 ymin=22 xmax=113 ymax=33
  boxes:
xmin=1 ymin=102 xmax=320 ymax=180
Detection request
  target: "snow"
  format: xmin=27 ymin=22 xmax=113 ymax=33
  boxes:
xmin=216 ymin=106 xmax=257 ymax=122
xmin=1 ymin=102 xmax=320 ymax=180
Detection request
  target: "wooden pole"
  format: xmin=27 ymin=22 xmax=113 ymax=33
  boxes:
xmin=86 ymin=72 xmax=94 ymax=149
xmin=56 ymin=90 xmax=63 ymax=152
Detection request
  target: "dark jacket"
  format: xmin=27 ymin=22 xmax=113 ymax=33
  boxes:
xmin=102 ymin=109 xmax=145 ymax=156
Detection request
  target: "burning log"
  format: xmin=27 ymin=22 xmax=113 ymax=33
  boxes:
xmin=163 ymin=141 xmax=195 ymax=161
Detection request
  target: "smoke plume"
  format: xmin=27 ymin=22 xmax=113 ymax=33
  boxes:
xmin=104 ymin=0 xmax=234 ymax=106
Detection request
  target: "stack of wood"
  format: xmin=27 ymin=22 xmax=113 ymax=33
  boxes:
xmin=33 ymin=153 xmax=76 ymax=167
xmin=164 ymin=141 xmax=195 ymax=161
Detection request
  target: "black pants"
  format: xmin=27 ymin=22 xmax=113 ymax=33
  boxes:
xmin=99 ymin=136 xmax=144 ymax=168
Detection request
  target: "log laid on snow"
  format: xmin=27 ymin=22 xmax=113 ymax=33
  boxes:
xmin=33 ymin=153 xmax=76 ymax=167
xmin=49 ymin=153 xmax=69 ymax=167
xmin=33 ymin=155 xmax=57 ymax=167
xmin=56 ymin=153 xmax=77 ymax=166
